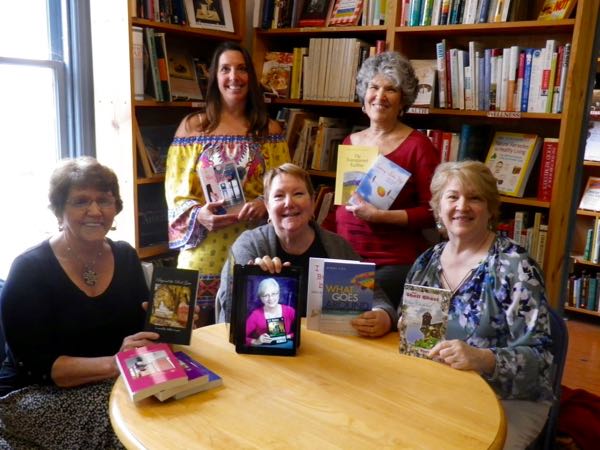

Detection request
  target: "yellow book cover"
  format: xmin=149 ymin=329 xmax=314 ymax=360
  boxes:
xmin=334 ymin=145 xmax=379 ymax=205
xmin=484 ymin=132 xmax=541 ymax=198
xmin=538 ymin=0 xmax=577 ymax=20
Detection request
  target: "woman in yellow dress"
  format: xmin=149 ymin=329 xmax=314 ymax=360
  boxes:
xmin=165 ymin=42 xmax=290 ymax=324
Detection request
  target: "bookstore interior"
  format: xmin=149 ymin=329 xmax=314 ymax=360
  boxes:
xmin=2 ymin=0 xmax=600 ymax=448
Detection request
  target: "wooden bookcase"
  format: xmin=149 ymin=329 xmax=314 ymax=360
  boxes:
xmin=126 ymin=0 xmax=246 ymax=259
xmin=251 ymin=0 xmax=600 ymax=308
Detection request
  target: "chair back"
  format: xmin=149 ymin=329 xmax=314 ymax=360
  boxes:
xmin=542 ymin=306 xmax=569 ymax=449
xmin=0 ymin=278 xmax=5 ymax=363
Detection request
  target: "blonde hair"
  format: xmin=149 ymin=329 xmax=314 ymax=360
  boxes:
xmin=429 ymin=160 xmax=501 ymax=230
xmin=263 ymin=163 xmax=315 ymax=200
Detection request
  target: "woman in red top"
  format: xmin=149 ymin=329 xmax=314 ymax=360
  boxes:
xmin=325 ymin=52 xmax=439 ymax=310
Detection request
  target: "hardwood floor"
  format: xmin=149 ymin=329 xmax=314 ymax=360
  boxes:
xmin=562 ymin=314 xmax=600 ymax=396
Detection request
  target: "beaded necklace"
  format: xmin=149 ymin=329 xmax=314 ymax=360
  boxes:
xmin=66 ymin=238 xmax=105 ymax=287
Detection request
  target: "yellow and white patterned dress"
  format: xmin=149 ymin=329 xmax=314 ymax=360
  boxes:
xmin=165 ymin=133 xmax=290 ymax=306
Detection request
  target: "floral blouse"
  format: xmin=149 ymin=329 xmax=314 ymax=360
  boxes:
xmin=405 ymin=236 xmax=554 ymax=401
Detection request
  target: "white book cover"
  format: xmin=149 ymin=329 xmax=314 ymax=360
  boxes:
xmin=579 ymin=177 xmax=600 ymax=212
xmin=411 ymin=59 xmax=438 ymax=107
xmin=584 ymin=121 xmax=600 ymax=162
xmin=132 ymin=26 xmax=144 ymax=101
xmin=352 ymin=155 xmax=411 ymax=210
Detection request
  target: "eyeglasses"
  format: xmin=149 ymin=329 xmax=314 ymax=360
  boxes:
xmin=260 ymin=292 xmax=280 ymax=299
xmin=66 ymin=197 xmax=116 ymax=210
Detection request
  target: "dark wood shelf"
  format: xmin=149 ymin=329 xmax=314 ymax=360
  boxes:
xmin=131 ymin=17 xmax=243 ymax=41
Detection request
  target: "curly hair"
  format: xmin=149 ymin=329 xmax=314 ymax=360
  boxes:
xmin=355 ymin=51 xmax=419 ymax=113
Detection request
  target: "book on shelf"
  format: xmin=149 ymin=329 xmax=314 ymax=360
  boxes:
xmin=334 ymin=145 xmax=379 ymax=205
xmin=411 ymin=59 xmax=437 ymax=108
xmin=298 ymin=0 xmax=334 ymax=27
xmin=311 ymin=117 xmax=349 ymax=171
xmin=484 ymin=131 xmax=542 ymax=198
xmin=398 ymin=284 xmax=451 ymax=359
xmin=116 ymin=343 xmax=188 ymax=402
xmin=457 ymin=124 xmax=492 ymax=162
xmin=184 ymin=0 xmax=234 ymax=32
xmin=135 ymin=120 xmax=179 ymax=176
xmin=154 ymin=33 xmax=172 ymax=102
xmin=144 ymin=266 xmax=199 ymax=345
xmin=307 ymin=258 xmax=375 ymax=336
xmin=144 ymin=27 xmax=163 ymax=101
xmin=155 ymin=351 xmax=223 ymax=401
xmin=352 ymin=155 xmax=411 ymax=210
xmin=132 ymin=26 xmax=144 ymax=101
xmin=166 ymin=42 xmax=204 ymax=101
xmin=537 ymin=0 xmax=577 ymax=20
xmin=578 ymin=177 xmax=600 ymax=212
xmin=198 ymin=161 xmax=246 ymax=214
xmin=261 ymin=52 xmax=294 ymax=98
xmin=327 ymin=0 xmax=364 ymax=26
xmin=584 ymin=111 xmax=600 ymax=162
xmin=537 ymin=138 xmax=559 ymax=202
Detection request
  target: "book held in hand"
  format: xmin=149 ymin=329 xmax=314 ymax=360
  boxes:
xmin=116 ymin=343 xmax=188 ymax=402
xmin=352 ymin=155 xmax=411 ymax=210
xmin=144 ymin=267 xmax=199 ymax=345
xmin=198 ymin=161 xmax=246 ymax=214
xmin=484 ymin=132 xmax=542 ymax=198
xmin=155 ymin=351 xmax=223 ymax=401
xmin=320 ymin=259 xmax=375 ymax=336
xmin=334 ymin=145 xmax=379 ymax=205
xmin=398 ymin=284 xmax=451 ymax=359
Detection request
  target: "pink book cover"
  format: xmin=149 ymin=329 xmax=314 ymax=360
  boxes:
xmin=116 ymin=343 xmax=187 ymax=402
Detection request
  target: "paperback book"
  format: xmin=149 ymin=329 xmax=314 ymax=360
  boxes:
xmin=484 ymin=132 xmax=542 ymax=197
xmin=260 ymin=52 xmax=294 ymax=98
xmin=320 ymin=259 xmax=375 ymax=336
xmin=398 ymin=284 xmax=451 ymax=359
xmin=144 ymin=267 xmax=199 ymax=345
xmin=410 ymin=59 xmax=437 ymax=108
xmin=334 ymin=145 xmax=379 ymax=205
xmin=116 ymin=343 xmax=188 ymax=402
xmin=352 ymin=155 xmax=411 ymax=210
xmin=579 ymin=177 xmax=600 ymax=212
xmin=198 ymin=161 xmax=246 ymax=214
xmin=155 ymin=351 xmax=223 ymax=401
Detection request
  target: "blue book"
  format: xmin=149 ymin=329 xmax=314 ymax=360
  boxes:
xmin=478 ymin=0 xmax=491 ymax=23
xmin=352 ymin=155 xmax=411 ymax=210
xmin=321 ymin=260 xmax=375 ymax=335
xmin=520 ymin=48 xmax=534 ymax=112
xmin=409 ymin=0 xmax=424 ymax=26
xmin=587 ymin=277 xmax=598 ymax=311
xmin=483 ymin=48 xmax=492 ymax=111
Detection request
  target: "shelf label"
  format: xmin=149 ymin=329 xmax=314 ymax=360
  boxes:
xmin=407 ymin=107 xmax=430 ymax=115
xmin=487 ymin=111 xmax=522 ymax=119
xmin=191 ymin=102 xmax=206 ymax=108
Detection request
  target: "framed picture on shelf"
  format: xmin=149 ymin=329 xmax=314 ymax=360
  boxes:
xmin=184 ymin=0 xmax=234 ymax=33
xmin=231 ymin=265 xmax=304 ymax=357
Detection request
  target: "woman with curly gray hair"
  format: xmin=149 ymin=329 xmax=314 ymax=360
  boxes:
xmin=325 ymin=51 xmax=440 ymax=312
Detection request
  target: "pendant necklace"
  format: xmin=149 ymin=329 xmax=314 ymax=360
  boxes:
xmin=66 ymin=238 xmax=104 ymax=287
xmin=440 ymin=232 xmax=491 ymax=295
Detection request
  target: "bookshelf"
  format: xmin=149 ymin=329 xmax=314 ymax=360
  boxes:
xmin=568 ymin=38 xmax=600 ymax=316
xmin=251 ymin=0 xmax=600 ymax=308
xmin=127 ymin=0 xmax=246 ymax=259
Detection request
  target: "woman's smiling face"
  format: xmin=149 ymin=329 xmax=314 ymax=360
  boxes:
xmin=266 ymin=173 xmax=314 ymax=238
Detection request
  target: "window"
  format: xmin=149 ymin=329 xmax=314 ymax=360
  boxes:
xmin=0 ymin=0 xmax=94 ymax=278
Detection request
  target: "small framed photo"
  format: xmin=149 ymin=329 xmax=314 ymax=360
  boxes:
xmin=184 ymin=0 xmax=234 ymax=33
xmin=232 ymin=264 xmax=304 ymax=356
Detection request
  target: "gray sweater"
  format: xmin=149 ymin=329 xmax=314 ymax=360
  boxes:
xmin=215 ymin=223 xmax=396 ymax=325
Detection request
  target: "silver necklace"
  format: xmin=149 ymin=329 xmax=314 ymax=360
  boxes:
xmin=66 ymin=240 xmax=104 ymax=287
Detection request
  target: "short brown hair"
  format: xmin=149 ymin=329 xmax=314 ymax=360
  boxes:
xmin=263 ymin=163 xmax=315 ymax=200
xmin=49 ymin=157 xmax=123 ymax=218
xmin=429 ymin=160 xmax=501 ymax=230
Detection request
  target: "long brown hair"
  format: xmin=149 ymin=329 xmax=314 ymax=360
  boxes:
xmin=191 ymin=41 xmax=269 ymax=137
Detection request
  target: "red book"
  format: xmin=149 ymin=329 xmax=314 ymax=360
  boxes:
xmin=116 ymin=343 xmax=188 ymax=402
xmin=537 ymin=138 xmax=559 ymax=202
xmin=298 ymin=0 xmax=334 ymax=27
xmin=428 ymin=129 xmax=444 ymax=159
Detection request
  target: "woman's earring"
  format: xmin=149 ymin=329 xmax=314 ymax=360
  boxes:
xmin=58 ymin=223 xmax=64 ymax=231
xmin=110 ymin=220 xmax=117 ymax=231
xmin=361 ymin=105 xmax=366 ymax=113
xmin=436 ymin=221 xmax=444 ymax=231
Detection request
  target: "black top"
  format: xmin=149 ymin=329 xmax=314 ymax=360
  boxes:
xmin=0 ymin=239 xmax=148 ymax=393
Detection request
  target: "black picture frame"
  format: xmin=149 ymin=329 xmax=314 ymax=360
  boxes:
xmin=231 ymin=264 xmax=304 ymax=356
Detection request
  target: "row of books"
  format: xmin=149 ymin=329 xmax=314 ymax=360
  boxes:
xmin=566 ymin=272 xmax=600 ymax=313
xmin=131 ymin=0 xmax=235 ymax=32
xmin=426 ymin=127 xmax=557 ymax=201
xmin=399 ymin=0 xmax=576 ymax=27
xmin=133 ymin=26 xmax=208 ymax=102
xmin=497 ymin=211 xmax=548 ymax=266
xmin=254 ymin=0 xmax=388 ymax=30
xmin=435 ymin=39 xmax=571 ymax=113
xmin=117 ymin=344 xmax=222 ymax=402
xmin=580 ymin=217 xmax=600 ymax=264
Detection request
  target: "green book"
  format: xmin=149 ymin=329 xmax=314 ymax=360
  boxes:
xmin=583 ymin=228 xmax=594 ymax=260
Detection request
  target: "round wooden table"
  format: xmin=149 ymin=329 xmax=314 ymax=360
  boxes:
xmin=110 ymin=323 xmax=506 ymax=449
